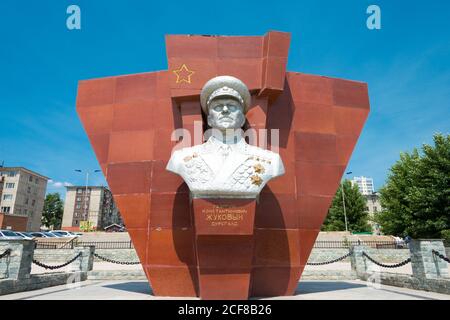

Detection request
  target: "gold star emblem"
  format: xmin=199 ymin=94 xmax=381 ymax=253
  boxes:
xmin=250 ymin=175 xmax=263 ymax=186
xmin=253 ymin=163 xmax=265 ymax=174
xmin=173 ymin=64 xmax=195 ymax=84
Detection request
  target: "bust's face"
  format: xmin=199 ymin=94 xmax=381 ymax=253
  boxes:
xmin=207 ymin=97 xmax=245 ymax=130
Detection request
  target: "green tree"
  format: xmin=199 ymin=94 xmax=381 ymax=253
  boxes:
xmin=375 ymin=134 xmax=450 ymax=240
xmin=41 ymin=193 xmax=64 ymax=229
xmin=322 ymin=180 xmax=371 ymax=232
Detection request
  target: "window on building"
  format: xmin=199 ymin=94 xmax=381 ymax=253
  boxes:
xmin=75 ymin=220 xmax=79 ymax=225
xmin=0 ymin=207 xmax=11 ymax=213
xmin=76 ymin=197 xmax=81 ymax=202
xmin=2 ymin=194 xmax=13 ymax=200
xmin=24 ymin=198 xmax=29 ymax=205
xmin=23 ymin=209 xmax=27 ymax=214
xmin=7 ymin=171 xmax=17 ymax=177
xmin=76 ymin=204 xmax=81 ymax=209
xmin=77 ymin=188 xmax=82 ymax=194
xmin=5 ymin=183 xmax=15 ymax=188
xmin=365 ymin=206 xmax=369 ymax=211
xmin=27 ymin=186 xmax=31 ymax=193
xmin=35 ymin=179 xmax=39 ymax=185
xmin=16 ymin=208 xmax=21 ymax=215
xmin=373 ymin=207 xmax=378 ymax=212
xmin=31 ymin=199 xmax=36 ymax=206
xmin=29 ymin=175 xmax=33 ymax=182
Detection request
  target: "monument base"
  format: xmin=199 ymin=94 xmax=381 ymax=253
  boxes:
xmin=192 ymin=198 xmax=256 ymax=300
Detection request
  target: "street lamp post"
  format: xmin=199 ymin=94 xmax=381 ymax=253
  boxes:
xmin=75 ymin=169 xmax=101 ymax=230
xmin=341 ymin=171 xmax=353 ymax=232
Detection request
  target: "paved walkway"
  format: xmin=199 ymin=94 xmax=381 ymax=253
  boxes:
xmin=1 ymin=280 xmax=449 ymax=300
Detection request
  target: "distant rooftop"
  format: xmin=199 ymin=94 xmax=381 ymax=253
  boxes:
xmin=0 ymin=166 xmax=50 ymax=180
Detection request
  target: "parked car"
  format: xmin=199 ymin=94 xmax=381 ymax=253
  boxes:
xmin=14 ymin=231 xmax=35 ymax=240
xmin=0 ymin=230 xmax=24 ymax=240
xmin=49 ymin=230 xmax=80 ymax=237
xmin=28 ymin=232 xmax=57 ymax=238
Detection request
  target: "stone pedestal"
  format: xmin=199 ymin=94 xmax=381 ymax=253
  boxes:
xmin=193 ymin=198 xmax=256 ymax=299
xmin=0 ymin=240 xmax=34 ymax=280
xmin=409 ymin=239 xmax=448 ymax=279
xmin=350 ymin=245 xmax=368 ymax=277
xmin=69 ymin=246 xmax=95 ymax=272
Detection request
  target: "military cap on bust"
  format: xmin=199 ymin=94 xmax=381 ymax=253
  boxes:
xmin=200 ymin=75 xmax=252 ymax=114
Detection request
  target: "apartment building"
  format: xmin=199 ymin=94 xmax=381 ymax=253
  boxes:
xmin=61 ymin=186 xmax=122 ymax=231
xmin=0 ymin=167 xmax=49 ymax=231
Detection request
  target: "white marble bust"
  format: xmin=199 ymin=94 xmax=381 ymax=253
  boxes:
xmin=166 ymin=76 xmax=285 ymax=199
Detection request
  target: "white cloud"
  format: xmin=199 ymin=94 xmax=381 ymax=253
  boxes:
xmin=48 ymin=180 xmax=73 ymax=188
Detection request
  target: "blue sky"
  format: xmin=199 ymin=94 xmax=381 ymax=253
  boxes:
xmin=0 ymin=0 xmax=448 ymax=196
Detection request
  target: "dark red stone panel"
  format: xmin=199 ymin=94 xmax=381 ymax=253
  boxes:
xmin=253 ymin=229 xmax=300 ymax=267
xmin=333 ymin=78 xmax=370 ymax=109
xmin=263 ymin=160 xmax=296 ymax=194
xmin=218 ymin=36 xmax=263 ymax=59
xmin=127 ymin=228 xmax=148 ymax=266
xmin=114 ymin=73 xmax=157 ymax=103
xmin=87 ymin=133 xmax=110 ymax=166
xmin=297 ymin=195 xmax=334 ymax=230
xmin=292 ymin=102 xmax=335 ymax=134
xmin=76 ymin=77 xmax=115 ymax=109
xmin=147 ymin=228 xmax=197 ymax=266
xmin=114 ymin=194 xmax=151 ymax=230
xmin=198 ymin=268 xmax=252 ymax=300
xmin=166 ymin=35 xmax=219 ymax=59
xmin=146 ymin=265 xmax=199 ymax=297
xmin=108 ymin=130 xmax=155 ymax=163
xmin=263 ymin=31 xmax=291 ymax=58
xmin=295 ymin=162 xmax=345 ymax=197
xmin=287 ymin=72 xmax=334 ymax=105
xmin=196 ymin=236 xmax=254 ymax=268
xmin=77 ymin=104 xmax=114 ymax=135
xmin=112 ymin=101 xmax=155 ymax=132
xmin=151 ymin=160 xmax=187 ymax=193
xmin=217 ymin=58 xmax=262 ymax=90
xmin=298 ymin=229 xmax=320 ymax=265
xmin=168 ymin=58 xmax=218 ymax=90
xmin=255 ymin=193 xmax=298 ymax=229
xmin=294 ymin=132 xmax=338 ymax=164
xmin=333 ymin=106 xmax=369 ymax=136
xmin=106 ymin=161 xmax=152 ymax=195
xmin=150 ymin=192 xmax=191 ymax=229
xmin=250 ymin=266 xmax=301 ymax=297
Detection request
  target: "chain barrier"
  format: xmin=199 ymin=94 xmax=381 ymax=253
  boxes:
xmin=432 ymin=250 xmax=450 ymax=263
xmin=32 ymin=252 xmax=82 ymax=270
xmin=362 ymin=251 xmax=411 ymax=268
xmin=0 ymin=249 xmax=12 ymax=259
xmin=93 ymin=253 xmax=140 ymax=265
xmin=307 ymin=251 xmax=353 ymax=265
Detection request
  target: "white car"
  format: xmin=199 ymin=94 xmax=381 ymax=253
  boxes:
xmin=49 ymin=230 xmax=80 ymax=237
xmin=0 ymin=230 xmax=24 ymax=240
xmin=28 ymin=232 xmax=59 ymax=238
xmin=14 ymin=232 xmax=35 ymax=240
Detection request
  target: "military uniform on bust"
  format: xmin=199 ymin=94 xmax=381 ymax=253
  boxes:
xmin=166 ymin=75 xmax=285 ymax=199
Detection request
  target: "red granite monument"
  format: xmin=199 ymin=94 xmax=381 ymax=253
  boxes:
xmin=76 ymin=31 xmax=370 ymax=299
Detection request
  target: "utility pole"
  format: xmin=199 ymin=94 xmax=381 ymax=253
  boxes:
xmin=341 ymin=171 xmax=353 ymax=232
xmin=75 ymin=169 xmax=101 ymax=231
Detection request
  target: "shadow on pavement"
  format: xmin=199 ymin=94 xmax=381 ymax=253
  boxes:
xmin=103 ymin=281 xmax=153 ymax=295
xmin=295 ymin=281 xmax=366 ymax=294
